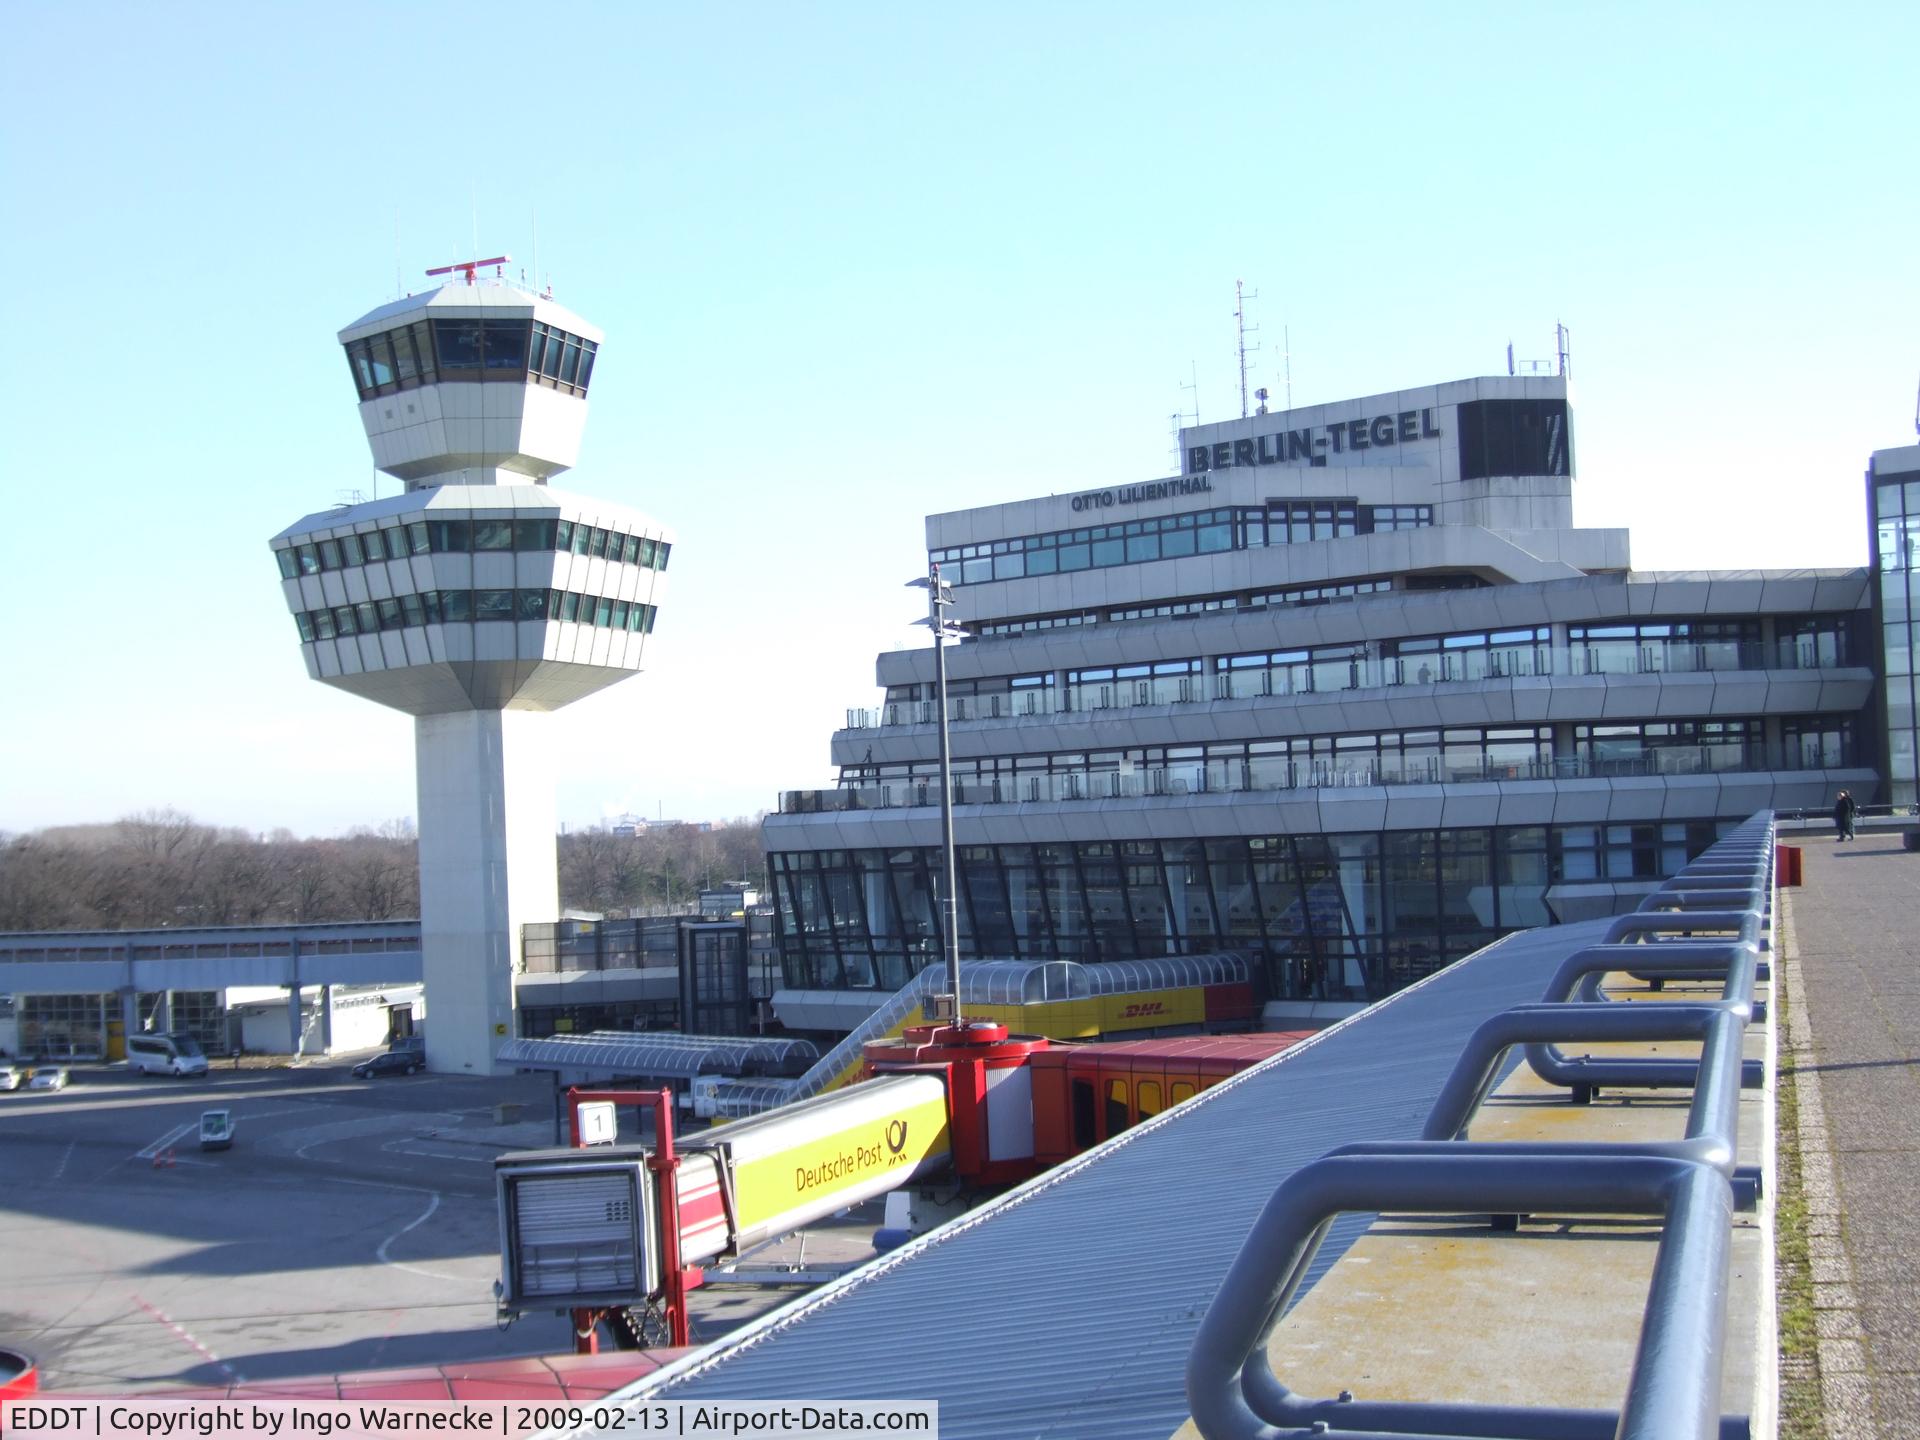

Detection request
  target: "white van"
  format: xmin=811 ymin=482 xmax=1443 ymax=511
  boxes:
xmin=126 ymin=1031 xmax=209 ymax=1077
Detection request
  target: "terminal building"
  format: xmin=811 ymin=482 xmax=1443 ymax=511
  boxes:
xmin=762 ymin=375 xmax=1878 ymax=1030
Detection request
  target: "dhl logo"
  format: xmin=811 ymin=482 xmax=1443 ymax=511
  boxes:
xmin=1118 ymin=1001 xmax=1169 ymax=1019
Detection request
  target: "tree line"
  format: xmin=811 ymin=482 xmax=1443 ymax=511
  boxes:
xmin=0 ymin=809 xmax=768 ymax=933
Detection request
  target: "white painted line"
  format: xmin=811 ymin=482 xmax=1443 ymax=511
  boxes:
xmin=52 ymin=1141 xmax=76 ymax=1181
xmin=373 ymin=1190 xmax=468 ymax=1283
xmin=136 ymin=1123 xmax=195 ymax=1160
xmin=132 ymin=1294 xmax=243 ymax=1384
xmin=384 ymin=1142 xmax=490 ymax=1165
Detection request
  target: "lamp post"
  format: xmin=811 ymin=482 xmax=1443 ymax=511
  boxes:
xmin=908 ymin=563 xmax=966 ymax=1028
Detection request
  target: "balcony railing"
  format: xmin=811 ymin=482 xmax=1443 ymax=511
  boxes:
xmin=779 ymin=746 xmax=1849 ymax=814
xmin=843 ymin=638 xmax=1856 ymax=731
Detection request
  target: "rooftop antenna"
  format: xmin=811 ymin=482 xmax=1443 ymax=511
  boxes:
xmin=1283 ymin=323 xmax=1293 ymax=408
xmin=1254 ymin=386 xmax=1269 ymax=416
xmin=394 ymin=211 xmax=402 ymax=300
xmin=1171 ymin=365 xmax=1200 ymax=470
xmin=1507 ymin=341 xmax=1516 ymax=377
xmin=531 ymin=207 xmax=539 ymax=298
xmin=1183 ymin=360 xmax=1199 ymax=426
xmin=1235 ymin=280 xmax=1261 ymax=419
xmin=1556 ymin=322 xmax=1572 ymax=380
xmin=1911 ymin=369 xmax=1917 ymax=437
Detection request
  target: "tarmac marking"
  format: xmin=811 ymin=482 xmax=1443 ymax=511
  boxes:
xmin=136 ymin=1123 xmax=196 ymax=1161
xmin=131 ymin=1294 xmax=244 ymax=1384
xmin=372 ymin=1190 xmax=468 ymax=1285
xmin=384 ymin=1141 xmax=491 ymax=1165
xmin=52 ymin=1141 xmax=75 ymax=1180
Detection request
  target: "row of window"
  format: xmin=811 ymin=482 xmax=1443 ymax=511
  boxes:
xmin=883 ymin=614 xmax=1858 ymax=710
xmin=344 ymin=317 xmax=599 ymax=402
xmin=767 ymin=820 xmax=1730 ymax=1000
xmin=836 ymin=716 xmax=1857 ymax=792
xmin=971 ymin=579 xmax=1397 ymax=639
xmin=981 ymin=576 xmax=1481 ymax=637
xmin=294 ymin=589 xmax=659 ymax=642
xmin=930 ymin=502 xmax=1434 ymax=586
xmin=276 ymin=517 xmax=670 ymax=580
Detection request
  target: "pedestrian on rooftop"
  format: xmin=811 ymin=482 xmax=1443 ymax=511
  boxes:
xmin=1833 ymin=789 xmax=1857 ymax=842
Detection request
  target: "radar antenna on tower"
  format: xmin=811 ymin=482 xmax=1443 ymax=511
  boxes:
xmin=426 ymin=255 xmax=512 ymax=286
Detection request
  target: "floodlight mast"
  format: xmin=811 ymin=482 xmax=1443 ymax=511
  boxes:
xmin=909 ymin=563 xmax=965 ymax=1027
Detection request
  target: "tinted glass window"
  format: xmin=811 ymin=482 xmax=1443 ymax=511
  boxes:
xmin=276 ymin=549 xmax=297 ymax=579
xmin=474 ymin=589 xmax=513 ymax=620
xmin=411 ymin=322 xmax=438 ymax=381
xmin=428 ymin=519 xmax=469 ymax=553
xmin=432 ymin=319 xmax=483 ymax=371
xmin=391 ymin=327 xmax=420 ymax=384
xmin=341 ymin=533 xmax=365 ymax=566
xmin=362 ymin=529 xmax=386 ymax=562
xmin=318 ymin=539 xmax=342 ymax=569
xmin=472 ymin=520 xmax=513 ymax=551
xmin=1457 ymin=399 xmax=1573 ymax=479
xmin=345 ymin=340 xmax=375 ymax=394
xmin=441 ymin=590 xmax=471 ymax=622
xmin=515 ymin=519 xmax=555 ymax=551
xmin=483 ymin=319 xmax=530 ymax=372
xmin=518 ymin=590 xmax=549 ymax=621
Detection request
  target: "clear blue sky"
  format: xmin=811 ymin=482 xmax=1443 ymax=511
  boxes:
xmin=2 ymin=2 xmax=1914 ymax=837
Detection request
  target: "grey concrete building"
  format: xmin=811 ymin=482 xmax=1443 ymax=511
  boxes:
xmin=762 ymin=375 xmax=1875 ymax=1027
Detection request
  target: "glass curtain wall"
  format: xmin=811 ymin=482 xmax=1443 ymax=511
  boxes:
xmin=771 ymin=820 xmax=1726 ymax=1003
xmin=1872 ymin=459 xmax=1920 ymax=805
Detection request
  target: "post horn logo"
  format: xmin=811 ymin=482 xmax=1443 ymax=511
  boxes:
xmin=885 ymin=1120 xmax=909 ymax=1155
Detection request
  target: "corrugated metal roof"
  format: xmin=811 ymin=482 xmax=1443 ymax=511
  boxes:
xmin=612 ymin=920 xmax=1609 ymax=1438
xmin=497 ymin=1031 xmax=817 ymax=1081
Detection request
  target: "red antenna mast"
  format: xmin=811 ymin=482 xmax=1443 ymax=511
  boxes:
xmin=425 ymin=255 xmax=511 ymax=286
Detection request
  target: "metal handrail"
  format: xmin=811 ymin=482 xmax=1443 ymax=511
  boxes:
xmin=1186 ymin=815 xmax=1775 ymax=1440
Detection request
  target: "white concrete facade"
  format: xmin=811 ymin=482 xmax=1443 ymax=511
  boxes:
xmin=415 ymin=710 xmax=557 ymax=1073
xmin=271 ymin=274 xmax=666 ymax=1073
xmin=763 ymin=372 xmax=1879 ymax=1021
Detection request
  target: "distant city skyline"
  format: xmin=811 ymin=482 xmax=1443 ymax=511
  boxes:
xmin=2 ymin=2 xmax=1915 ymax=837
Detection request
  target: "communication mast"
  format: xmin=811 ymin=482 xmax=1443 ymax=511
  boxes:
xmin=1235 ymin=280 xmax=1261 ymax=419
xmin=1169 ymin=363 xmax=1200 ymax=471
xmin=1556 ymin=322 xmax=1572 ymax=381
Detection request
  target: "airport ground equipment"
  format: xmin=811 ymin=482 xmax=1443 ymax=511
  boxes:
xmin=696 ymin=953 xmax=1259 ymax=1119
xmin=496 ymin=1022 xmax=1306 ymax=1351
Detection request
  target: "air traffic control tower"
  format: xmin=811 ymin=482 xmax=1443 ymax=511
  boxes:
xmin=270 ymin=258 xmax=671 ymax=1074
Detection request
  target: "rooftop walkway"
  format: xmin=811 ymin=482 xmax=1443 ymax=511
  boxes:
xmin=1781 ymin=831 xmax=1920 ymax=1438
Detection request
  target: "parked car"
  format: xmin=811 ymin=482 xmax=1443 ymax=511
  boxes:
xmin=0 ymin=1064 xmax=23 ymax=1091
xmin=351 ymin=1052 xmax=422 ymax=1079
xmin=28 ymin=1067 xmax=70 ymax=1092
